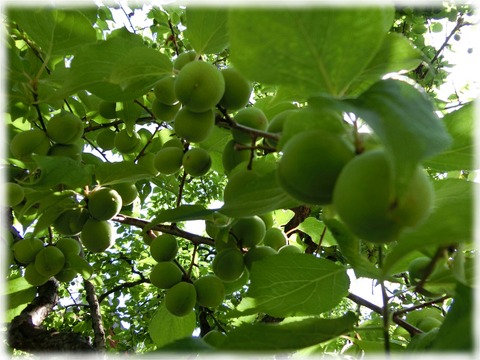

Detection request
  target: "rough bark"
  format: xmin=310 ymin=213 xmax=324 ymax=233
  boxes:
xmin=7 ymin=279 xmax=95 ymax=353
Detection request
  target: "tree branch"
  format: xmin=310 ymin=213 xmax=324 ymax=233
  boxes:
xmin=84 ymin=279 xmax=106 ymax=351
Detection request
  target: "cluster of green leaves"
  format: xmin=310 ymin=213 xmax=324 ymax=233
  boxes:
xmin=3 ymin=2 xmax=476 ymax=356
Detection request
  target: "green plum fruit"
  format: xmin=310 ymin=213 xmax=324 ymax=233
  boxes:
xmin=114 ymin=129 xmax=141 ymax=154
xmin=205 ymin=212 xmax=231 ymax=239
xmin=231 ymin=107 xmax=268 ymax=145
xmin=137 ymin=152 xmax=159 ymax=176
xmin=47 ymin=111 xmax=84 ymax=145
xmin=230 ymin=216 xmax=266 ymax=248
xmin=35 ymin=246 xmax=66 ymax=277
xmin=265 ymin=109 xmax=297 ymax=148
xmin=277 ymin=129 xmax=354 ymax=205
xmin=244 ymin=245 xmax=277 ymax=270
xmin=278 ymin=244 xmax=303 ymax=254
xmin=259 ymin=212 xmax=274 ymax=229
xmin=163 ymin=137 xmax=184 ymax=149
xmin=263 ymin=227 xmax=287 ymax=251
xmin=165 ymin=281 xmax=197 ymax=317
xmin=174 ymin=61 xmax=225 ymax=112
xmin=53 ymin=207 xmax=90 ymax=235
xmin=408 ymin=257 xmax=432 ymax=285
xmin=12 ymin=238 xmax=44 ymax=264
xmin=87 ymin=187 xmax=122 ymax=221
xmin=150 ymin=234 xmax=179 ymax=262
xmin=212 ymin=248 xmax=246 ymax=282
xmin=182 ymin=148 xmax=212 ymax=177
xmin=417 ymin=317 xmax=442 ymax=332
xmin=80 ymin=218 xmax=114 ymax=252
xmin=214 ymin=234 xmax=238 ymax=252
xmin=194 ymin=275 xmax=225 ymax=308
xmin=24 ymin=263 xmax=50 ymax=286
xmin=223 ymin=168 xmax=260 ymax=203
xmin=154 ymin=76 xmax=178 ymax=105
xmin=96 ymin=128 xmax=117 ymax=150
xmin=151 ymin=100 xmax=181 ymax=122
xmin=149 ymin=261 xmax=183 ymax=289
xmin=6 ymin=182 xmax=24 ymax=207
xmin=154 ymin=147 xmax=184 ymax=175
xmin=98 ymin=101 xmax=117 ymax=119
xmin=48 ymin=143 xmax=83 ymax=161
xmin=54 ymin=267 xmax=78 ymax=283
xmin=111 ymin=182 xmax=138 ymax=206
xmin=332 ymin=149 xmax=434 ymax=243
xmin=219 ymin=67 xmax=252 ymax=111
xmin=54 ymin=238 xmax=81 ymax=257
xmin=10 ymin=129 xmax=51 ymax=163
xmin=221 ymin=139 xmax=251 ymax=176
xmin=173 ymin=50 xmax=197 ymax=70
xmin=174 ymin=107 xmax=215 ymax=143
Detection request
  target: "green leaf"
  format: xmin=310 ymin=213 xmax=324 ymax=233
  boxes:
xmin=221 ymin=312 xmax=357 ymax=351
xmin=148 ymin=303 xmax=196 ymax=348
xmin=382 ymin=179 xmax=474 ymax=276
xmin=4 ymin=276 xmax=33 ymax=295
xmin=297 ymin=217 xmax=337 ymax=247
xmin=228 ymin=7 xmax=394 ymax=97
xmin=244 ymin=253 xmax=350 ymax=317
xmin=185 ymin=8 xmax=229 ymax=54
xmin=348 ymin=33 xmax=423 ymax=95
xmin=425 ymin=102 xmax=475 ymax=171
xmin=8 ymin=8 xmax=97 ymax=56
xmin=3 ymin=277 xmax=36 ymax=322
xmin=68 ymin=255 xmax=94 ymax=279
xmin=95 ymin=161 xmax=155 ymax=186
xmin=31 ymin=155 xmax=92 ymax=189
xmin=431 ymin=282 xmax=473 ymax=351
xmin=346 ymin=79 xmax=451 ymax=194
xmin=50 ymin=33 xmax=172 ymax=102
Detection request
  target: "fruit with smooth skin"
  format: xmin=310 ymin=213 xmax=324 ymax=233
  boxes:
xmin=6 ymin=182 xmax=24 ymax=207
xmin=80 ymin=218 xmax=114 ymax=252
xmin=54 ymin=238 xmax=81 ymax=257
xmin=10 ymin=129 xmax=51 ymax=163
xmin=151 ymin=100 xmax=181 ymax=122
xmin=265 ymin=109 xmax=297 ymax=148
xmin=154 ymin=147 xmax=184 ymax=175
xmin=244 ymin=246 xmax=277 ymax=270
xmin=417 ymin=317 xmax=442 ymax=332
xmin=193 ymin=275 xmax=225 ymax=308
xmin=263 ymin=227 xmax=287 ymax=251
xmin=99 ymin=101 xmax=117 ymax=119
xmin=111 ymin=182 xmax=138 ymax=206
xmin=259 ymin=212 xmax=274 ymax=229
xmin=54 ymin=267 xmax=78 ymax=283
xmin=150 ymin=234 xmax=179 ymax=262
xmin=24 ymin=263 xmax=50 ymax=286
xmin=278 ymin=244 xmax=303 ymax=254
xmin=182 ymin=148 xmax=212 ymax=177
xmin=47 ymin=111 xmax=84 ymax=145
xmin=114 ymin=129 xmax=141 ymax=154
xmin=35 ymin=246 xmax=66 ymax=277
xmin=408 ymin=257 xmax=432 ymax=285
xmin=332 ymin=149 xmax=434 ymax=243
xmin=221 ymin=139 xmax=251 ymax=175
xmin=219 ymin=67 xmax=252 ymax=111
xmin=230 ymin=216 xmax=266 ymax=248
xmin=149 ymin=261 xmax=183 ymax=289
xmin=231 ymin=107 xmax=268 ymax=144
xmin=173 ymin=50 xmax=197 ymax=70
xmin=53 ymin=207 xmax=90 ymax=235
xmin=165 ymin=281 xmax=197 ymax=317
xmin=174 ymin=107 xmax=215 ymax=143
xmin=12 ymin=238 xmax=44 ymax=264
xmin=154 ymin=76 xmax=178 ymax=105
xmin=48 ymin=143 xmax=83 ymax=161
xmin=212 ymin=248 xmax=246 ymax=282
xmin=87 ymin=187 xmax=122 ymax=221
xmin=96 ymin=128 xmax=117 ymax=150
xmin=174 ymin=61 xmax=225 ymax=112
xmin=214 ymin=234 xmax=238 ymax=252
xmin=277 ymin=129 xmax=354 ymax=205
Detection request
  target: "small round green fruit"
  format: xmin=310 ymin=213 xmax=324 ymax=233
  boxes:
xmin=165 ymin=281 xmax=197 ymax=317
xmin=154 ymin=147 xmax=184 ymax=175
xmin=244 ymin=246 xmax=277 ymax=270
xmin=87 ymin=187 xmax=122 ymax=221
xmin=35 ymin=246 xmax=66 ymax=277
xmin=212 ymin=248 xmax=245 ymax=282
xmin=80 ymin=218 xmax=114 ymax=252
xmin=174 ymin=107 xmax=215 ymax=143
xmin=278 ymin=244 xmax=303 ymax=254
xmin=182 ymin=148 xmax=212 ymax=177
xmin=277 ymin=129 xmax=354 ymax=205
xmin=6 ymin=182 xmax=24 ymax=207
xmin=110 ymin=182 xmax=138 ymax=206
xmin=417 ymin=317 xmax=442 ymax=332
xmin=151 ymin=100 xmax=181 ymax=122
xmin=114 ymin=129 xmax=141 ymax=154
xmin=12 ymin=238 xmax=44 ymax=264
xmin=149 ymin=261 xmax=183 ymax=289
xmin=219 ymin=67 xmax=252 ymax=111
xmin=53 ymin=207 xmax=90 ymax=236
xmin=48 ymin=143 xmax=83 ymax=161
xmin=55 ymin=238 xmax=81 ymax=257
xmin=263 ymin=227 xmax=287 ymax=251
xmin=230 ymin=216 xmax=266 ymax=248
xmin=174 ymin=61 xmax=225 ymax=112
xmin=98 ymin=101 xmax=117 ymax=119
xmin=194 ymin=275 xmax=225 ymax=308
xmin=10 ymin=129 xmax=51 ymax=163
xmin=24 ymin=263 xmax=50 ymax=286
xmin=96 ymin=128 xmax=117 ymax=150
xmin=232 ymin=107 xmax=268 ymax=145
xmin=154 ymin=76 xmax=178 ymax=105
xmin=173 ymin=51 xmax=197 ymax=70
xmin=47 ymin=111 xmax=84 ymax=145
xmin=150 ymin=234 xmax=179 ymax=262
xmin=221 ymin=139 xmax=250 ymax=176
